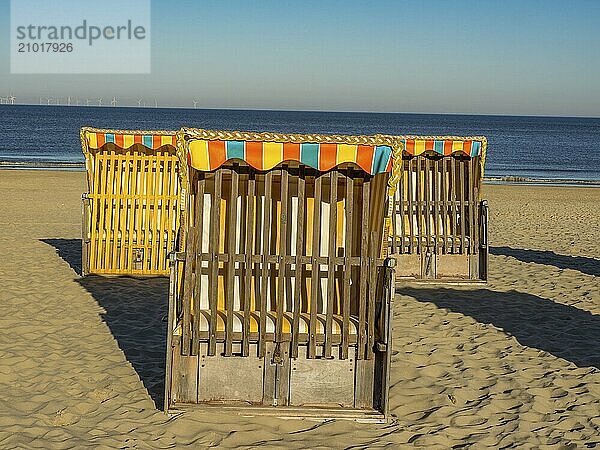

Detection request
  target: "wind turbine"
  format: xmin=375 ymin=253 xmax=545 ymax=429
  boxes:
xmin=67 ymin=96 xmax=72 ymax=106
xmin=85 ymin=98 xmax=90 ymax=106
xmin=111 ymin=96 xmax=118 ymax=107
xmin=97 ymin=97 xmax=103 ymax=106
xmin=137 ymin=97 xmax=144 ymax=108
xmin=154 ymin=98 xmax=158 ymax=108
xmin=193 ymin=100 xmax=198 ymax=109
xmin=47 ymin=97 xmax=53 ymax=105
xmin=9 ymin=94 xmax=15 ymax=105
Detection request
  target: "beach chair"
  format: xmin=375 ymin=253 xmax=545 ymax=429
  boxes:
xmin=80 ymin=127 xmax=180 ymax=276
xmin=389 ymin=136 xmax=488 ymax=282
xmin=164 ymin=128 xmax=400 ymax=421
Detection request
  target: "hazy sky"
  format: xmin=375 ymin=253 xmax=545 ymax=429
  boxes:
xmin=1 ymin=0 xmax=599 ymax=116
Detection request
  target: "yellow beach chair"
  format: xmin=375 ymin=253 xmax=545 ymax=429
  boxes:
xmin=80 ymin=127 xmax=180 ymax=276
xmin=389 ymin=136 xmax=488 ymax=282
xmin=164 ymin=128 xmax=400 ymax=421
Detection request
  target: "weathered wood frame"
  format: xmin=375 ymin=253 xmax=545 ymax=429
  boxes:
xmin=165 ymin=130 xmax=399 ymax=421
xmin=391 ymin=149 xmax=488 ymax=282
xmin=80 ymin=128 xmax=179 ymax=276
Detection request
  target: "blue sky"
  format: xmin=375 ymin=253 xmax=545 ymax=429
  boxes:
xmin=1 ymin=0 xmax=599 ymax=116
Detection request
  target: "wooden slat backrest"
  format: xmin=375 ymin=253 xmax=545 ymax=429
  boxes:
xmin=179 ymin=163 xmax=385 ymax=360
xmin=81 ymin=127 xmax=179 ymax=276
xmin=392 ymin=154 xmax=484 ymax=256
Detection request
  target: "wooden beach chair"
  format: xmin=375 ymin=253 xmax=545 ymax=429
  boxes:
xmin=80 ymin=127 xmax=180 ymax=276
xmin=164 ymin=128 xmax=400 ymax=421
xmin=389 ymin=136 xmax=488 ymax=282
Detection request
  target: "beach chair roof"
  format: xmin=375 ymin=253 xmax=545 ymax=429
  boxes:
xmin=80 ymin=127 xmax=177 ymax=153
xmin=400 ymin=136 xmax=486 ymax=158
xmin=179 ymin=128 xmax=396 ymax=175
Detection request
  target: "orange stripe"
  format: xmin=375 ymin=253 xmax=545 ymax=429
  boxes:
xmin=97 ymin=133 xmax=105 ymax=147
xmin=115 ymin=134 xmax=124 ymax=148
xmin=425 ymin=139 xmax=434 ymax=151
xmin=134 ymin=134 xmax=143 ymax=144
xmin=356 ymin=145 xmax=374 ymax=173
xmin=208 ymin=140 xmax=227 ymax=170
xmin=464 ymin=140 xmax=472 ymax=155
xmin=405 ymin=139 xmax=415 ymax=154
xmin=283 ymin=142 xmax=300 ymax=161
xmin=443 ymin=141 xmax=453 ymax=156
xmin=246 ymin=141 xmax=263 ymax=170
xmin=319 ymin=143 xmax=337 ymax=171
xmin=152 ymin=135 xmax=161 ymax=149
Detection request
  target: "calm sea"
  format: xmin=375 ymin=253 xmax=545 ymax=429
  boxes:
xmin=0 ymin=105 xmax=599 ymax=183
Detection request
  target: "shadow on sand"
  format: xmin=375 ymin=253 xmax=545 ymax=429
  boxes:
xmin=42 ymin=238 xmax=168 ymax=409
xmin=490 ymin=246 xmax=600 ymax=277
xmin=399 ymin=287 xmax=599 ymax=370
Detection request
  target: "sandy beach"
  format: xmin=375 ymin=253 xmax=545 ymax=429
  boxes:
xmin=0 ymin=170 xmax=598 ymax=448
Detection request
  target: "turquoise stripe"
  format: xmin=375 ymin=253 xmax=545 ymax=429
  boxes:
xmin=471 ymin=141 xmax=481 ymax=157
xmin=434 ymin=140 xmax=444 ymax=155
xmin=105 ymin=133 xmax=115 ymax=144
xmin=226 ymin=141 xmax=245 ymax=160
xmin=372 ymin=146 xmax=392 ymax=174
xmin=142 ymin=135 xmax=153 ymax=148
xmin=300 ymin=143 xmax=319 ymax=169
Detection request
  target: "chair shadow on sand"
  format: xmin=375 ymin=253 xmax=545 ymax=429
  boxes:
xmin=42 ymin=238 xmax=168 ymax=410
xmin=490 ymin=246 xmax=600 ymax=277
xmin=399 ymin=287 xmax=599 ymax=370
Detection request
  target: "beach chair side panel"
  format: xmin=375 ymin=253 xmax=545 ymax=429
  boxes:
xmin=81 ymin=129 xmax=179 ymax=276
xmin=392 ymin=137 xmax=487 ymax=282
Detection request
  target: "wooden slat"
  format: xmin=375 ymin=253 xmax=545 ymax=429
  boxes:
xmin=166 ymin=154 xmax=178 ymax=265
xmin=468 ymin=159 xmax=475 ymax=254
xmin=441 ymin=157 xmax=448 ymax=255
xmin=407 ymin=158 xmax=414 ymax=254
xmin=126 ymin=152 xmax=138 ymax=271
xmin=143 ymin=156 xmax=152 ymax=271
xmin=259 ymin=171 xmax=273 ymax=358
xmin=424 ymin=157 xmax=431 ymax=251
xmin=291 ymin=168 xmax=305 ymax=359
xmin=276 ymin=168 xmax=289 ymax=346
xmin=208 ymin=169 xmax=222 ymax=356
xmin=242 ymin=173 xmax=255 ymax=357
xmin=341 ymin=170 xmax=353 ymax=359
xmin=398 ymin=162 xmax=405 ymax=254
xmin=459 ymin=159 xmax=466 ymax=254
xmin=103 ymin=150 xmax=116 ymax=271
xmin=324 ymin=171 xmax=338 ymax=359
xmin=357 ymin=178 xmax=370 ymax=360
xmin=182 ymin=223 xmax=196 ymax=356
xmin=308 ymin=174 xmax=322 ymax=359
xmin=225 ymin=167 xmax=239 ymax=356
xmin=367 ymin=230 xmax=377 ymax=360
xmin=473 ymin=158 xmax=480 ymax=254
xmin=150 ymin=156 xmax=160 ymax=272
xmin=119 ymin=153 xmax=130 ymax=271
xmin=415 ymin=157 xmax=423 ymax=255
xmin=157 ymin=152 xmax=168 ymax=272
xmin=450 ymin=157 xmax=457 ymax=254
xmin=191 ymin=174 xmax=205 ymax=356
xmin=110 ymin=153 xmax=123 ymax=271
xmin=88 ymin=152 xmax=102 ymax=272
xmin=433 ymin=158 xmax=440 ymax=255
xmin=121 ymin=154 xmax=133 ymax=271
xmin=135 ymin=156 xmax=145 ymax=271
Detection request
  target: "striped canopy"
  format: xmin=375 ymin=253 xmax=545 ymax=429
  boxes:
xmin=83 ymin=129 xmax=176 ymax=150
xmin=188 ymin=139 xmax=393 ymax=175
xmin=402 ymin=138 xmax=483 ymax=157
